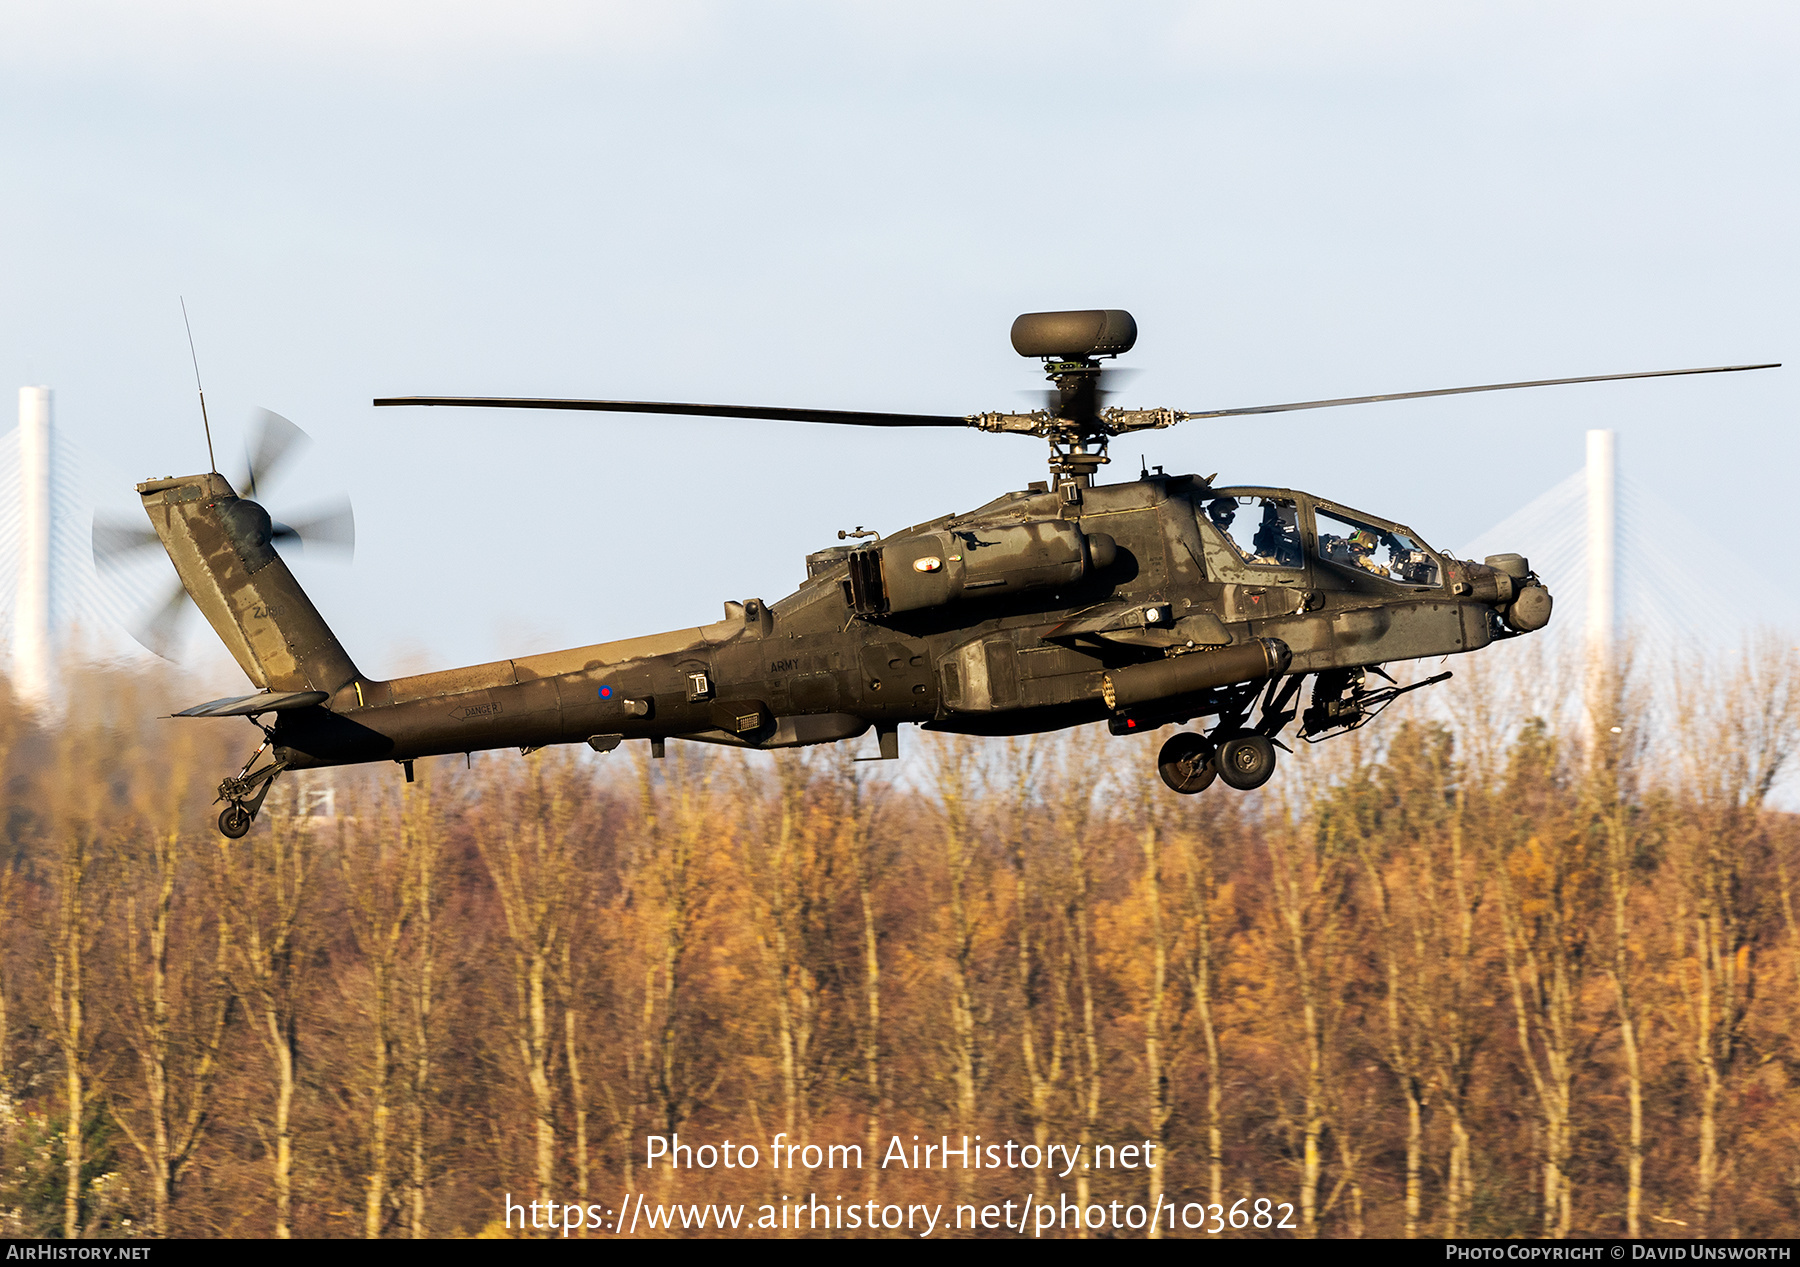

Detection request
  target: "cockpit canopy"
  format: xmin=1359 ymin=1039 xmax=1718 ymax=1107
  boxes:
xmin=1313 ymin=503 xmax=1442 ymax=587
xmin=1199 ymin=489 xmax=1444 ymax=588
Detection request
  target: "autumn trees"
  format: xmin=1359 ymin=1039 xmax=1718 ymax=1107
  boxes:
xmin=0 ymin=648 xmax=1798 ymax=1238
xmin=113 ymin=727 xmax=229 ymax=1238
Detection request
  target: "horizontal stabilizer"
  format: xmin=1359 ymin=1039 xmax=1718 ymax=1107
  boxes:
xmin=172 ymin=690 xmax=329 ymax=718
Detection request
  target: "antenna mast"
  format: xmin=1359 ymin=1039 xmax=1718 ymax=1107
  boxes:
xmin=180 ymin=297 xmax=217 ymax=473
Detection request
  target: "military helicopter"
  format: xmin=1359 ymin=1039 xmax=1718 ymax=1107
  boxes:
xmin=115 ymin=310 xmax=1775 ymax=837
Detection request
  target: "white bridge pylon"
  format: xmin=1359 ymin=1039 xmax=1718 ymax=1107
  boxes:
xmin=1584 ymin=428 xmax=1616 ymax=671
xmin=0 ymin=386 xmax=148 ymax=707
xmin=1460 ymin=429 xmax=1793 ymax=684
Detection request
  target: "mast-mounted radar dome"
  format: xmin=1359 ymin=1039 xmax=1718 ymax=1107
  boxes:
xmin=1010 ymin=310 xmax=1138 ymax=360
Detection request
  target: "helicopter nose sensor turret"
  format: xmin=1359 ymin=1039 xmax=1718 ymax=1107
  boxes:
xmin=1474 ymin=553 xmax=1554 ymax=633
xmin=1506 ymin=585 xmax=1554 ymax=632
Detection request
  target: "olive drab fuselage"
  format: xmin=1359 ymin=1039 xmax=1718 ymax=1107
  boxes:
xmin=147 ymin=306 xmax=1776 ymax=836
xmin=135 ymin=469 xmax=1542 ymax=774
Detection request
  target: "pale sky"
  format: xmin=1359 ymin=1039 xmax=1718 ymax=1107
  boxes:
xmin=4 ymin=2 xmax=1795 ymax=682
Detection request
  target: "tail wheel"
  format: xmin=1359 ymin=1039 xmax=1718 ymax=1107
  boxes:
xmin=1216 ymin=733 xmax=1277 ymax=790
xmin=1157 ymin=732 xmax=1217 ymax=795
xmin=218 ymin=803 xmax=254 ymax=839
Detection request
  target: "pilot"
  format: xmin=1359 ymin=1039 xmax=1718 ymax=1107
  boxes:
xmin=1346 ymin=529 xmax=1391 ymax=577
xmin=1208 ymin=497 xmax=1257 ymax=562
xmin=1252 ymin=501 xmax=1302 ymax=567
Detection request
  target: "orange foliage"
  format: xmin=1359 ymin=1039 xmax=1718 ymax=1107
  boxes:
xmin=0 ymin=655 xmax=1797 ymax=1239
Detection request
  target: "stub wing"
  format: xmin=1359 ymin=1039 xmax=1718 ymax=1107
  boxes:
xmin=172 ymin=690 xmax=329 ymax=718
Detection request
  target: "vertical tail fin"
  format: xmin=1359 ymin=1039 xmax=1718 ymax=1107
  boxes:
xmin=139 ymin=473 xmax=361 ymax=696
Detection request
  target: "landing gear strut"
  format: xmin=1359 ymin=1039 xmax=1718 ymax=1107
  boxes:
xmin=1150 ymin=671 xmax=1307 ymax=796
xmin=1142 ymin=662 xmax=1457 ymax=794
xmin=214 ymin=734 xmax=288 ymax=839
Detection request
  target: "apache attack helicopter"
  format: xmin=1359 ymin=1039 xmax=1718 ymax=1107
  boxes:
xmin=109 ymin=309 xmax=1776 ymax=837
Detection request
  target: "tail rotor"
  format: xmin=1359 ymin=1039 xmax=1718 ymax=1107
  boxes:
xmin=93 ymin=408 xmax=355 ymax=660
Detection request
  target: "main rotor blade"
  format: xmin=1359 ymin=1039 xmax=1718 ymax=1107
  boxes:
xmin=373 ymin=396 xmax=968 ymax=428
xmin=1182 ymin=363 xmax=1780 ymax=420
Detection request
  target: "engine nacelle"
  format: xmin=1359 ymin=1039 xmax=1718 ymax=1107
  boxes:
xmin=845 ymin=521 xmax=1115 ymax=615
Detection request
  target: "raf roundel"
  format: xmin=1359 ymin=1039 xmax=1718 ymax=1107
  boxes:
xmin=598 ymin=685 xmax=613 ymax=700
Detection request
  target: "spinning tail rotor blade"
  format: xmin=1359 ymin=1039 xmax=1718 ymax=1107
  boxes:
xmin=95 ymin=511 xmax=189 ymax=659
xmin=92 ymin=514 xmax=163 ymax=569
xmin=373 ymin=396 xmax=968 ymax=428
xmin=269 ymin=496 xmax=355 ymax=558
xmin=130 ymin=580 xmax=193 ymax=661
xmin=239 ymin=408 xmax=310 ymax=495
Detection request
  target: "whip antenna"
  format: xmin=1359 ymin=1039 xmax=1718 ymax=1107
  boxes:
xmin=180 ymin=297 xmax=217 ymax=473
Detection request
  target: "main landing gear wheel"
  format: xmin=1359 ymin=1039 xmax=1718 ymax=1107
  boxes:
xmin=1216 ymin=732 xmax=1277 ymax=791
xmin=1157 ymin=732 xmax=1217 ymax=795
xmin=218 ymin=803 xmax=254 ymax=839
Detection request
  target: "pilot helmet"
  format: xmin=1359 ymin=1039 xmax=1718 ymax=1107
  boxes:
xmin=1208 ymin=497 xmax=1237 ymax=526
xmin=1349 ymin=529 xmax=1379 ymax=553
